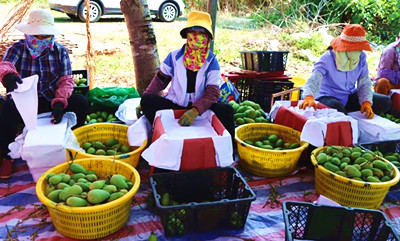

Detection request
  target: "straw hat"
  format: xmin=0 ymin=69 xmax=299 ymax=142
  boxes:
xmin=330 ymin=24 xmax=372 ymax=51
xmin=180 ymin=11 xmax=213 ymax=39
xmin=16 ymin=9 xmax=61 ymax=35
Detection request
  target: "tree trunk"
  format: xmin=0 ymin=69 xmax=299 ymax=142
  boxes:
xmin=84 ymin=0 xmax=96 ymax=89
xmin=120 ymin=0 xmax=160 ymax=95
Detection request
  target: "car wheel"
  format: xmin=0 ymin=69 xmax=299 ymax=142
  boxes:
xmin=159 ymin=3 xmax=177 ymax=22
xmin=66 ymin=14 xmax=79 ymax=20
xmin=78 ymin=1 xmax=102 ymax=23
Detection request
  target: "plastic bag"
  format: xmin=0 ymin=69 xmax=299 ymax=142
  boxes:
xmin=115 ymin=98 xmax=141 ymax=125
xmin=86 ymin=87 xmax=140 ymax=109
xmin=8 ymin=112 xmax=83 ymax=182
xmin=218 ymin=75 xmax=240 ymax=103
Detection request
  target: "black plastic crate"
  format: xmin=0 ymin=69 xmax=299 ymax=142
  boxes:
xmin=360 ymin=140 xmax=400 ymax=154
xmin=252 ymin=80 xmax=294 ymax=112
xmin=240 ymin=51 xmax=289 ymax=72
xmin=150 ymin=167 xmax=256 ymax=236
xmin=283 ymin=201 xmax=400 ymax=241
xmin=72 ymin=69 xmax=89 ymax=96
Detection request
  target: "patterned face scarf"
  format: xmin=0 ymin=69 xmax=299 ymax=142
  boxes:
xmin=24 ymin=34 xmax=55 ymax=59
xmin=183 ymin=31 xmax=210 ymax=71
xmin=333 ymin=49 xmax=362 ymax=72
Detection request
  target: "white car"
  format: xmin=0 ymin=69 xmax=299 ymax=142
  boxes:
xmin=48 ymin=0 xmax=185 ymax=22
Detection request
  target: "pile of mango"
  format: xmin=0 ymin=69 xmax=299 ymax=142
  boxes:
xmin=243 ymin=134 xmax=300 ymax=150
xmin=44 ymin=163 xmax=132 ymax=207
xmin=316 ymin=146 xmax=396 ymax=182
xmin=229 ymin=100 xmax=270 ymax=126
xmin=73 ymin=77 xmax=87 ymax=87
xmin=86 ymin=110 xmax=118 ymax=124
xmin=81 ymin=138 xmax=130 ymax=156
xmin=379 ymin=113 xmax=400 ymax=124
xmin=367 ymin=148 xmax=400 ymax=169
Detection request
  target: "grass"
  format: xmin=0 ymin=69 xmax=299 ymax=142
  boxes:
xmin=0 ymin=2 xmax=385 ymax=89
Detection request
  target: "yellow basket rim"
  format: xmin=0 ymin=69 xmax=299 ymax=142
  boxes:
xmin=35 ymin=158 xmax=141 ymax=213
xmin=311 ymin=146 xmax=400 ymax=187
xmin=66 ymin=139 xmax=148 ymax=159
xmin=234 ymin=123 xmax=309 ymax=152
xmin=71 ymin=122 xmax=148 ymax=158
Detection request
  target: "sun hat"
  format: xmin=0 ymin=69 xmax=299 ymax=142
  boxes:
xmin=16 ymin=9 xmax=61 ymax=35
xmin=330 ymin=24 xmax=372 ymax=52
xmin=180 ymin=11 xmax=213 ymax=39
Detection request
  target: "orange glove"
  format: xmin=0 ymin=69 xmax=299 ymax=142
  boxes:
xmin=360 ymin=101 xmax=374 ymax=119
xmin=178 ymin=108 xmax=199 ymax=126
xmin=299 ymin=96 xmax=317 ymax=110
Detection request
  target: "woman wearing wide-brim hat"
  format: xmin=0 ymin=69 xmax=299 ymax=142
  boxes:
xmin=0 ymin=9 xmax=89 ymax=179
xmin=137 ymin=11 xmax=234 ymax=137
xmin=299 ymin=24 xmax=391 ymax=119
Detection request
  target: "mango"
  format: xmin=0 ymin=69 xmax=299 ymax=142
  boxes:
xmin=331 ymin=157 xmax=341 ymax=166
xmin=354 ymin=157 xmax=367 ymax=165
xmin=324 ymin=162 xmax=340 ymax=173
xmin=86 ymin=174 xmax=97 ymax=182
xmin=57 ymin=183 xmax=71 ymax=190
xmin=82 ymin=142 xmax=92 ymax=150
xmin=106 ymin=138 xmax=119 ymax=147
xmin=87 ymin=147 xmax=96 ymax=154
xmin=68 ymin=185 xmax=83 ymax=195
xmin=45 ymin=185 xmax=56 ymax=196
xmin=243 ymin=117 xmax=255 ymax=123
xmin=126 ymin=181 xmax=133 ymax=190
xmin=350 ymin=152 xmax=362 ymax=160
xmin=95 ymin=149 xmax=107 ymax=155
xmin=261 ymin=145 xmax=273 ymax=150
xmin=62 ymin=174 xmax=71 ymax=183
xmin=275 ymin=139 xmax=283 ymax=147
xmin=120 ymin=145 xmax=130 ymax=153
xmin=290 ymin=143 xmax=300 ymax=149
xmin=362 ymin=153 xmax=375 ymax=162
xmin=70 ymin=163 xmax=87 ymax=174
xmin=385 ymin=156 xmax=398 ymax=162
xmin=344 ymin=165 xmax=361 ymax=178
xmin=90 ymin=180 xmax=106 ymax=190
xmin=46 ymin=173 xmax=55 ymax=181
xmin=366 ymin=176 xmax=381 ymax=183
xmin=360 ymin=169 xmax=373 ymax=178
xmin=372 ymin=168 xmax=384 ymax=178
xmin=59 ymin=187 xmax=72 ymax=201
xmin=380 ymin=176 xmax=391 ymax=182
xmin=47 ymin=189 xmax=62 ymax=202
xmin=71 ymin=173 xmax=86 ymax=180
xmin=268 ymin=135 xmax=278 ymax=143
xmin=107 ymin=192 xmax=125 ymax=202
xmin=94 ymin=141 xmax=105 ymax=149
xmin=87 ymin=189 xmax=111 ymax=204
xmin=361 ymin=163 xmax=373 ymax=170
xmin=107 ymin=150 xmax=117 ymax=156
xmin=341 ymin=157 xmax=351 ymax=163
xmin=110 ymin=174 xmax=128 ymax=189
xmin=372 ymin=160 xmax=387 ymax=171
xmin=66 ymin=197 xmax=88 ymax=207
xmin=49 ymin=174 xmax=63 ymax=185
xmin=161 ymin=192 xmax=170 ymax=206
xmin=103 ymin=185 xmax=117 ymax=193
xmin=75 ymin=182 xmax=90 ymax=192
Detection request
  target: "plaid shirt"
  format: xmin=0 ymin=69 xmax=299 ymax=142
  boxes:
xmin=3 ymin=40 xmax=72 ymax=101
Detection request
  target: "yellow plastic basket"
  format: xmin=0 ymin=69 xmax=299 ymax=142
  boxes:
xmin=311 ymin=146 xmax=400 ymax=209
xmin=68 ymin=123 xmax=147 ymax=168
xmin=235 ymin=123 xmax=309 ymax=178
xmin=36 ymin=158 xmax=140 ymax=239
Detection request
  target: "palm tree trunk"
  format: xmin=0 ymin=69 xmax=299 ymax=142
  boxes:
xmin=120 ymin=0 xmax=160 ymax=95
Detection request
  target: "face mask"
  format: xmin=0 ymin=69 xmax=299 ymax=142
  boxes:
xmin=183 ymin=31 xmax=210 ymax=71
xmin=333 ymin=49 xmax=362 ymax=72
xmin=24 ymin=34 xmax=55 ymax=59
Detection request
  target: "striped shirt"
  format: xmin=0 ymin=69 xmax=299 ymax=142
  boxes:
xmin=3 ymin=40 xmax=72 ymax=101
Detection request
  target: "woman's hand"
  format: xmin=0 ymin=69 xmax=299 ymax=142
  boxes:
xmin=299 ymin=96 xmax=317 ymax=110
xmin=360 ymin=101 xmax=374 ymax=119
xmin=51 ymin=102 xmax=65 ymax=124
xmin=178 ymin=108 xmax=199 ymax=126
xmin=2 ymin=73 xmax=22 ymax=93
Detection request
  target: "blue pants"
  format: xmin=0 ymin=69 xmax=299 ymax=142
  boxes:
xmin=317 ymin=92 xmax=391 ymax=115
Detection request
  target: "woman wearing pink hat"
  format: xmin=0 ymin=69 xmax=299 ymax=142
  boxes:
xmin=299 ymin=24 xmax=391 ymax=119
xmin=0 ymin=9 xmax=89 ymax=179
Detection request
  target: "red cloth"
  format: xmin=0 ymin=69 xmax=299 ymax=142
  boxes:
xmin=273 ymin=104 xmax=353 ymax=146
xmin=392 ymin=92 xmax=400 ymax=111
xmin=150 ymin=109 xmax=224 ymax=175
xmin=325 ymin=121 xmax=353 ymax=147
xmin=274 ymin=105 xmax=307 ymax=132
xmin=223 ymin=71 xmax=289 ymax=83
